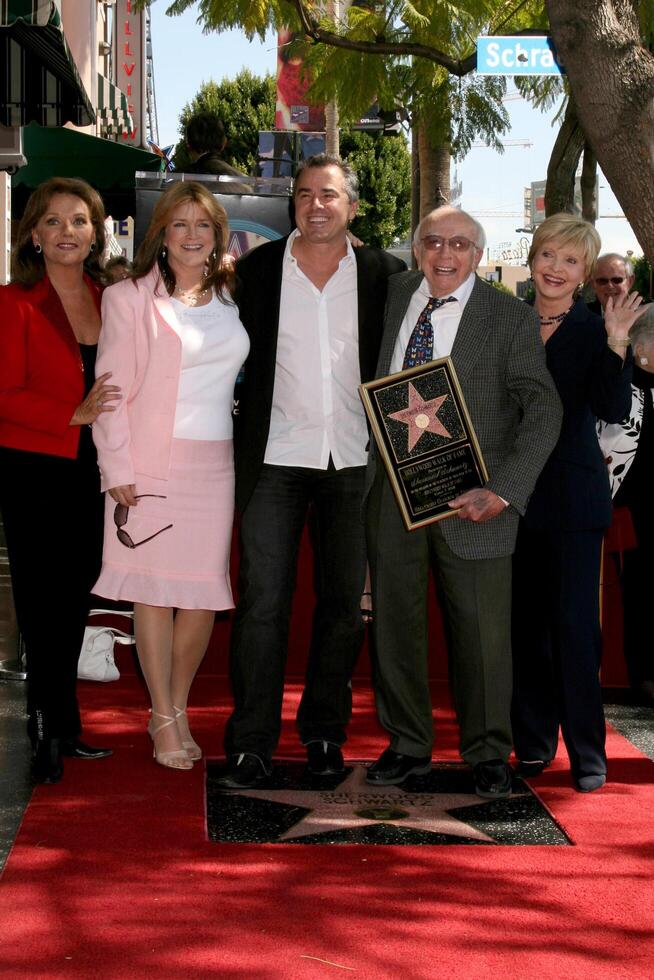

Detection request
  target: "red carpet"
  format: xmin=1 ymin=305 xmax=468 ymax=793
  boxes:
xmin=1 ymin=671 xmax=653 ymax=979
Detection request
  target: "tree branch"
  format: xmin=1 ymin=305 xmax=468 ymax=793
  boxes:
xmin=287 ymin=0 xmax=474 ymax=74
xmin=288 ymin=2 xmax=553 ymax=77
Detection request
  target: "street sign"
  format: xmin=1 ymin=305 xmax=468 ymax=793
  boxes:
xmin=476 ymin=36 xmax=564 ymax=76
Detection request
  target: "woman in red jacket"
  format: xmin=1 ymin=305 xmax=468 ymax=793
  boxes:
xmin=0 ymin=178 xmax=121 ymax=784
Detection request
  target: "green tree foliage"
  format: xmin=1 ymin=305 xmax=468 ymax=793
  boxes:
xmin=340 ymin=129 xmax=411 ymax=248
xmin=162 ymin=1 xmax=547 ymax=155
xmin=489 ymin=279 xmax=514 ymax=295
xmin=173 ymin=74 xmax=411 ymax=245
xmin=632 ymin=256 xmax=652 ymax=302
xmin=172 ymin=70 xmax=276 ymax=173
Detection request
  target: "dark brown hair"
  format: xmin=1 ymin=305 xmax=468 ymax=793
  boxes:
xmin=11 ymin=177 xmax=107 ymax=287
xmin=131 ymin=181 xmax=234 ymax=299
xmin=185 ymin=112 xmax=226 ymax=154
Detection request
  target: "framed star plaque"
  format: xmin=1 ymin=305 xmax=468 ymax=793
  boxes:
xmin=360 ymin=358 xmax=489 ymax=531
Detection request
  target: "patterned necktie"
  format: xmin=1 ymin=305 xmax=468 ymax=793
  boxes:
xmin=403 ymin=296 xmax=456 ymax=369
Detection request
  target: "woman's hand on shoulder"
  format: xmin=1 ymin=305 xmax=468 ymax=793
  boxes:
xmin=108 ymin=484 xmax=137 ymax=506
xmin=69 ymin=372 xmax=122 ymax=426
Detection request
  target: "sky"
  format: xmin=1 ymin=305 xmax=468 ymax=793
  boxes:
xmin=148 ymin=1 xmax=639 ymax=261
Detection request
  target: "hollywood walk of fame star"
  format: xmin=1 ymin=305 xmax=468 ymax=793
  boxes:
xmin=388 ymin=383 xmax=452 ymax=452
xmin=219 ymin=766 xmax=522 ymax=843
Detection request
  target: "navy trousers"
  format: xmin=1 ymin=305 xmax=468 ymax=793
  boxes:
xmin=511 ymin=523 xmax=607 ymax=778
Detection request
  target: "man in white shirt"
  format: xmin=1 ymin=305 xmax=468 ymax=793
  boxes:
xmin=364 ymin=206 xmax=562 ymax=798
xmin=219 ymin=155 xmax=405 ymax=788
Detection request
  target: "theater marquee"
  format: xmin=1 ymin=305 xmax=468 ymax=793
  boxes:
xmin=114 ymin=0 xmax=147 ymax=148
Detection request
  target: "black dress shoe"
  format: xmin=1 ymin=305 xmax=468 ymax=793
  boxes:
xmin=305 ymin=740 xmax=345 ymax=775
xmin=61 ymin=738 xmax=113 ymax=760
xmin=366 ymin=748 xmax=431 ymax=785
xmin=217 ymin=753 xmax=271 ymax=789
xmin=575 ymin=773 xmax=606 ymax=793
xmin=33 ymin=739 xmax=64 ymax=784
xmin=473 ymin=759 xmax=513 ymax=799
xmin=634 ymin=680 xmax=654 ymax=707
xmin=515 ymin=759 xmax=550 ymax=778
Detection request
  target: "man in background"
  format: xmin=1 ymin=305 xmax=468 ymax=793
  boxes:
xmin=589 ymin=254 xmax=636 ymax=314
xmin=184 ymin=111 xmax=248 ymax=179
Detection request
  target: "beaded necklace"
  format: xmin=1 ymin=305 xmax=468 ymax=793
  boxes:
xmin=538 ymin=305 xmax=572 ymax=326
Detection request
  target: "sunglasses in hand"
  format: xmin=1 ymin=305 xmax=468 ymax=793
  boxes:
xmin=114 ymin=494 xmax=173 ymax=549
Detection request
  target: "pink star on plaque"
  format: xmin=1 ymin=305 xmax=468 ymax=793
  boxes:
xmin=389 ymin=382 xmax=451 ymax=452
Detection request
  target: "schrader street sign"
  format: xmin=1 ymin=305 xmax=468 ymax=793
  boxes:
xmin=476 ymin=36 xmax=564 ymax=76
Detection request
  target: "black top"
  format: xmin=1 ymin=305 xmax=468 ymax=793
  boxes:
xmin=524 ymin=299 xmax=632 ymax=531
xmin=184 ymin=152 xmax=248 ymax=178
xmin=78 ymin=343 xmax=97 ymax=463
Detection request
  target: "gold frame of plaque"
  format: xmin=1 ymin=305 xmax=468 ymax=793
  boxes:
xmin=360 ymin=358 xmax=489 ymax=531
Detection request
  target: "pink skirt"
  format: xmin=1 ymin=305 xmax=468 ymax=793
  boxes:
xmin=93 ymin=439 xmax=235 ymax=610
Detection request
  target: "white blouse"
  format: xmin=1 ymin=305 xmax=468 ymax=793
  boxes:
xmin=169 ymin=293 xmax=249 ymax=440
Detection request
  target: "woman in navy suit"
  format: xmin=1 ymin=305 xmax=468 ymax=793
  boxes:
xmin=511 ymin=213 xmax=644 ymax=792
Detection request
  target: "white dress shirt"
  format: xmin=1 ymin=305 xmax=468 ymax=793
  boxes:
xmin=389 ymin=272 xmax=476 ymax=373
xmin=264 ymin=229 xmax=367 ymax=469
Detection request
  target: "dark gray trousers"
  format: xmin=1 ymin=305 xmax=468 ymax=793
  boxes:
xmin=366 ymin=473 xmax=513 ymax=765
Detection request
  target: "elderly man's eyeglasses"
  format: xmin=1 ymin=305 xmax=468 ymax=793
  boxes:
xmin=420 ymin=235 xmax=480 ymax=253
xmin=595 ymin=276 xmax=626 ymax=286
xmin=114 ymin=494 xmax=173 ymax=549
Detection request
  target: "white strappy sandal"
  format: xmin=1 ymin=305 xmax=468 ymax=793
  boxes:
xmin=148 ymin=711 xmax=193 ymax=770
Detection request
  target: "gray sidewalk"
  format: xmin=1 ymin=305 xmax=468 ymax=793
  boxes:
xmin=0 ymin=680 xmax=32 ymax=873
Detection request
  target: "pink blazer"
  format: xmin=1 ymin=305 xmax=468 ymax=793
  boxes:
xmin=93 ymin=267 xmax=183 ymax=491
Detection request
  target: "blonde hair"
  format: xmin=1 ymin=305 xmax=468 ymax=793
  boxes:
xmin=528 ymin=213 xmax=601 ymax=280
xmin=131 ymin=181 xmax=234 ymax=299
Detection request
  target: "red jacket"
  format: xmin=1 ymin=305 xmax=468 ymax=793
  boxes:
xmin=0 ymin=275 xmax=103 ymax=458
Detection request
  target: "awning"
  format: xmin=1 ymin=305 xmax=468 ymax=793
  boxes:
xmin=0 ymin=0 xmax=95 ymax=127
xmin=12 ymin=124 xmax=164 ymax=219
xmin=97 ymin=72 xmax=134 ymax=138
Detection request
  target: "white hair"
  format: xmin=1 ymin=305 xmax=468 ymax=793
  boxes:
xmin=593 ymin=253 xmax=634 ymax=278
xmin=630 ymin=304 xmax=654 ymax=347
xmin=413 ymin=206 xmax=486 ymax=251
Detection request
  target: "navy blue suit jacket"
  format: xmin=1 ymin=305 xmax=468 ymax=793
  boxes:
xmin=524 ymin=299 xmax=632 ymax=531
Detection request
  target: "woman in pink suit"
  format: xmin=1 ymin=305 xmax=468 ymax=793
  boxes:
xmin=92 ymin=182 xmax=249 ymax=770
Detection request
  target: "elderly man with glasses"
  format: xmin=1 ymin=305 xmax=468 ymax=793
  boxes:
xmin=590 ymin=254 xmax=636 ymax=314
xmin=364 ymin=206 xmax=563 ymax=799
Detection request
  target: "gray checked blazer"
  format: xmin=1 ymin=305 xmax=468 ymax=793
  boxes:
xmin=366 ymin=272 xmax=563 ymax=559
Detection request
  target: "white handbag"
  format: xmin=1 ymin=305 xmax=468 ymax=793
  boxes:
xmin=77 ymin=609 xmax=135 ymax=682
